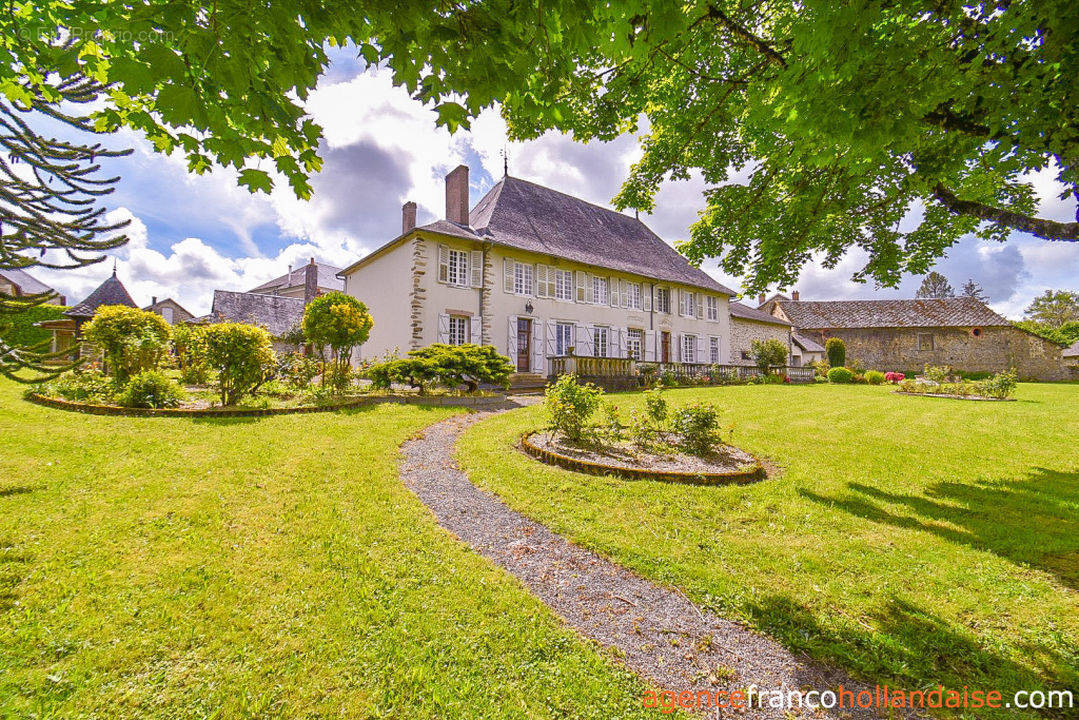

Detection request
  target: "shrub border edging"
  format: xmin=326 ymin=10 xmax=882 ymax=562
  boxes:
xmin=892 ymin=391 xmax=1016 ymax=402
xmin=518 ymin=431 xmax=766 ymax=485
xmin=25 ymin=392 xmax=509 ymax=417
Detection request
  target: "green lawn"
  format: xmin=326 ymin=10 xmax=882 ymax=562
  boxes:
xmin=0 ymin=380 xmax=658 ymax=719
xmin=459 ymin=383 xmax=1079 ymax=719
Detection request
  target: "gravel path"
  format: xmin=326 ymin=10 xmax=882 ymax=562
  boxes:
xmin=399 ymin=407 xmax=919 ymax=719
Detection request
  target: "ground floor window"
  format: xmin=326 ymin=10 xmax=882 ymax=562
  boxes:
xmin=682 ymin=334 xmax=697 ymax=363
xmin=448 ymin=315 xmax=470 ymax=345
xmin=593 ymin=326 xmax=609 ymax=357
xmin=555 ymin=322 xmax=574 ymax=355
xmin=626 ymin=328 xmax=643 ymax=360
xmin=709 ymin=336 xmax=720 ymax=364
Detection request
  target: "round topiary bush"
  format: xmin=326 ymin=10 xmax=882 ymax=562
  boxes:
xmin=864 ymin=370 xmax=885 ymax=385
xmin=827 ymin=366 xmax=855 ymax=383
xmin=117 ymin=370 xmax=185 ymax=408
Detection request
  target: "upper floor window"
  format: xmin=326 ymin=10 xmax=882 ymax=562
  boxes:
xmin=514 ymin=261 xmax=533 ymax=295
xmin=624 ymin=282 xmax=641 ymax=310
xmin=440 ymin=246 xmax=471 ymax=287
xmin=554 ymin=268 xmax=573 ymax=301
xmin=706 ymin=295 xmax=719 ymax=321
xmin=592 ymin=276 xmax=609 ymax=305
xmin=681 ymin=291 xmax=697 ymax=318
xmin=655 ymin=287 xmax=671 ymax=314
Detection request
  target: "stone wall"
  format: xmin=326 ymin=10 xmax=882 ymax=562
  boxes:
xmin=797 ymin=325 xmax=1067 ymax=381
xmin=730 ymin=318 xmax=790 ymax=364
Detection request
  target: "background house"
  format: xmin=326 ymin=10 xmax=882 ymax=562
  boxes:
xmin=1064 ymin=341 xmax=1078 ymax=375
xmin=144 ymin=297 xmax=194 ymax=324
xmin=201 ymin=290 xmax=305 ymax=353
xmin=728 ymin=301 xmax=792 ymax=364
xmin=248 ymin=259 xmax=342 ymax=298
xmin=339 ymin=166 xmax=735 ymax=376
xmin=0 ymin=268 xmax=64 ymax=304
xmin=39 ymin=270 xmax=137 ymax=358
xmin=761 ymin=294 xmax=1067 ymax=380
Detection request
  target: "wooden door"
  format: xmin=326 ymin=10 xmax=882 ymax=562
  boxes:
xmin=516 ymin=318 xmax=532 ymax=371
xmin=660 ymin=331 xmax=671 ymax=363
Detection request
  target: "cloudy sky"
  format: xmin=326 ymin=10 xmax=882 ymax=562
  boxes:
xmin=28 ymin=52 xmax=1079 ymax=320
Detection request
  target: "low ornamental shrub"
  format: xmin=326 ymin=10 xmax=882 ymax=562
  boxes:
xmin=883 ymin=371 xmax=905 ymax=383
xmin=864 ymin=370 xmax=885 ymax=385
xmin=277 ymin=352 xmax=321 ymax=389
xmin=750 ymin=338 xmax=788 ymax=374
xmin=669 ymin=402 xmax=723 ymax=456
xmin=827 ymin=366 xmax=854 ymax=383
xmin=643 ymin=388 xmax=668 ymax=423
xmin=366 ymin=344 xmax=513 ymax=394
xmin=544 ymin=374 xmax=603 ymax=443
xmin=41 ymin=369 xmax=115 ymax=403
xmin=117 ymin=370 xmax=185 ymax=408
xmin=172 ymin=323 xmax=210 ymax=385
xmin=81 ymin=305 xmax=171 ymax=384
xmin=923 ymin=364 xmax=951 ymax=383
xmin=978 ymin=369 xmax=1018 ymax=399
xmin=202 ymin=323 xmax=276 ymax=406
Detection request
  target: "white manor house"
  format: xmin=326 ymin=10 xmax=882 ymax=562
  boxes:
xmin=339 ymin=166 xmax=794 ymax=376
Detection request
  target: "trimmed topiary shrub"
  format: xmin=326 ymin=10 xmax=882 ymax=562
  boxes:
xmin=864 ymin=370 xmax=885 ymax=385
xmin=302 ymin=292 xmax=373 ymax=391
xmin=117 ymin=370 xmax=185 ymax=408
xmin=81 ymin=305 xmax=171 ymax=384
xmin=825 ymin=337 xmax=846 ymax=368
xmin=202 ymin=323 xmax=276 ymax=406
xmin=827 ymin=366 xmax=854 ymax=383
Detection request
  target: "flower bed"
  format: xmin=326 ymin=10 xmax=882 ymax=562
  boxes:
xmin=519 ymin=431 xmax=765 ymax=485
xmin=893 ymin=367 xmax=1018 ymax=401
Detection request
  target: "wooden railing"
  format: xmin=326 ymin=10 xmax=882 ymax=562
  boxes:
xmin=547 ymin=356 xmax=816 ymax=384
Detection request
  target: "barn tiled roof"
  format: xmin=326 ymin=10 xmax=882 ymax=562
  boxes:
xmin=776 ymin=297 xmax=1011 ymax=329
xmin=65 ymin=272 xmax=137 ymax=318
xmin=1064 ymin=340 xmax=1079 ymax=358
xmin=208 ymin=290 xmax=304 ymax=337
xmin=729 ymin=301 xmax=791 ymax=325
xmin=0 ymin=267 xmax=54 ymax=296
xmin=348 ymin=176 xmax=735 ymax=295
xmin=248 ymin=261 xmax=343 ymax=294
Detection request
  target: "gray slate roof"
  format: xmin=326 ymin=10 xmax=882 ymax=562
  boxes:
xmin=352 ymin=176 xmax=734 ymax=295
xmin=1064 ymin=340 xmax=1079 ymax=358
xmin=775 ymin=296 xmax=1011 ymax=329
xmin=65 ymin=273 xmax=137 ymax=318
xmin=248 ymin=262 xmax=343 ymax=294
xmin=208 ymin=290 xmax=304 ymax=337
xmin=0 ymin=267 xmax=54 ymax=296
xmin=792 ymin=332 xmax=825 ymax=353
xmin=730 ymin=301 xmax=790 ymax=325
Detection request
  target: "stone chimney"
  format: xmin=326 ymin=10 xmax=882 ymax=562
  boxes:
xmin=304 ymin=257 xmax=318 ymax=304
xmin=757 ymin=293 xmax=765 ymax=306
xmin=402 ymin=201 xmax=417 ymax=233
xmin=151 ymin=296 xmax=157 ymax=306
xmin=791 ymin=290 xmax=800 ymax=301
xmin=445 ymin=165 xmax=469 ymax=225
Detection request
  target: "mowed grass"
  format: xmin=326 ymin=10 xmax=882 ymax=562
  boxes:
xmin=0 ymin=380 xmax=659 ymax=719
xmin=459 ymin=383 xmax=1079 ymax=718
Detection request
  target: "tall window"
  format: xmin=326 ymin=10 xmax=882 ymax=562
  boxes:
xmin=446 ymin=248 xmax=469 ymax=286
xmin=593 ymin=326 xmax=609 ymax=357
xmin=625 ymin=282 xmax=641 ymax=309
xmin=448 ymin=315 xmax=470 ymax=345
xmin=513 ymin=261 xmax=533 ymax=295
xmin=555 ymin=323 xmax=574 ymax=355
xmin=554 ymin=269 xmax=573 ymax=300
xmin=706 ymin=296 xmax=719 ymax=320
xmin=709 ymin=336 xmax=720 ymax=364
xmin=655 ymin=287 xmax=671 ymax=313
xmin=682 ymin=334 xmax=697 ymax=363
xmin=627 ymin=328 xmax=643 ymax=360
xmin=682 ymin=291 xmax=697 ymax=317
xmin=592 ymin=276 xmax=609 ymax=305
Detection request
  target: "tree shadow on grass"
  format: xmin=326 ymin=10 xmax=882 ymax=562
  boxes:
xmin=801 ymin=468 xmax=1079 ymax=590
xmin=746 ymin=593 xmax=1078 ymax=717
xmin=0 ymin=537 xmax=30 ymax=613
xmin=0 ymin=485 xmax=35 ymax=497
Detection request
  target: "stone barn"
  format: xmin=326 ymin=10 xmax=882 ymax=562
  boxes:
xmin=760 ymin=295 xmax=1067 ymax=381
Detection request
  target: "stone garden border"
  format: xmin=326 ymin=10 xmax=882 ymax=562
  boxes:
xmin=892 ymin=391 xmax=1016 ymax=402
xmin=518 ymin=431 xmax=766 ymax=485
xmin=26 ymin=392 xmax=509 ymax=418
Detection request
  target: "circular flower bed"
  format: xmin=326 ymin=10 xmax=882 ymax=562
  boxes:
xmin=520 ymin=431 xmax=765 ymax=485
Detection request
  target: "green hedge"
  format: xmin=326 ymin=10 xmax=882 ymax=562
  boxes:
xmin=0 ymin=304 xmax=66 ymax=348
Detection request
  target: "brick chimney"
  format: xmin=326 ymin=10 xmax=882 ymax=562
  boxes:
xmin=791 ymin=290 xmax=800 ymax=301
xmin=757 ymin=293 xmax=765 ymax=306
xmin=402 ymin=201 xmax=417 ymax=233
xmin=445 ymin=165 xmax=469 ymax=225
xmin=304 ymin=257 xmax=318 ymax=304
